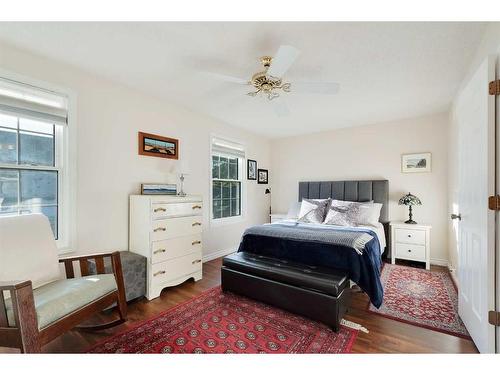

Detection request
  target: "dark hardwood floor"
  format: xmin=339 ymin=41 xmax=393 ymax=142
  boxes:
xmin=0 ymin=258 xmax=478 ymax=354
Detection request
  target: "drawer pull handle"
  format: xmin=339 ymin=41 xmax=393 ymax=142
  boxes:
xmin=153 ymin=270 xmax=166 ymax=277
xmin=408 ymin=249 xmax=412 ymax=252
xmin=192 ymin=205 xmax=202 ymax=210
xmin=192 ymin=222 xmax=202 ymax=227
xmin=154 ymin=207 xmax=166 ymax=213
xmin=192 ymin=240 xmax=201 ymax=246
xmin=407 ymin=234 xmax=412 ymax=238
xmin=192 ymin=259 xmax=202 ymax=264
xmin=153 ymin=249 xmax=166 ymax=254
xmin=154 ymin=227 xmax=166 ymax=232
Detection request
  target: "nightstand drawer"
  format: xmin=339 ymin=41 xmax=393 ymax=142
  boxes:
xmin=394 ymin=228 xmax=426 ymax=245
xmin=395 ymin=243 xmax=426 ymax=261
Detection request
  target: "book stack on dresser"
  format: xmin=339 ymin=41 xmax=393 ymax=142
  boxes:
xmin=129 ymin=195 xmax=203 ymax=300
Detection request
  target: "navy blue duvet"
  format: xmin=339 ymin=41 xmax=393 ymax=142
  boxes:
xmin=237 ymin=222 xmax=384 ymax=308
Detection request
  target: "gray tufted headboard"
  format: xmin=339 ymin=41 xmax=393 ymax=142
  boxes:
xmin=298 ymin=180 xmax=390 ymax=253
xmin=298 ymin=180 xmax=389 ymax=223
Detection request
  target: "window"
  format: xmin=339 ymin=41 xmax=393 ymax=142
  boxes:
xmin=0 ymin=77 xmax=69 ymax=244
xmin=211 ymin=136 xmax=245 ymax=221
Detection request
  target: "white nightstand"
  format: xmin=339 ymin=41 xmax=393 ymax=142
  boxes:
xmin=390 ymin=221 xmax=432 ymax=270
xmin=270 ymin=213 xmax=287 ymax=223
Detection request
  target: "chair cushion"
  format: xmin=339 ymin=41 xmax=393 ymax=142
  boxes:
xmin=5 ymin=274 xmax=117 ymax=329
xmin=0 ymin=214 xmax=61 ymax=289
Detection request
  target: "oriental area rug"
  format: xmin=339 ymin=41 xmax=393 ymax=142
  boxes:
xmin=88 ymin=287 xmax=358 ymax=353
xmin=368 ymin=263 xmax=470 ymax=339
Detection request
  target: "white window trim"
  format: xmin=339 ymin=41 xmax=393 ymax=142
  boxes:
xmin=0 ymin=68 xmax=77 ymax=254
xmin=209 ymin=133 xmax=247 ymax=227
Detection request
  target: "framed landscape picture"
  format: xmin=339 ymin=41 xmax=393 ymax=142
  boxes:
xmin=401 ymin=152 xmax=431 ymax=173
xmin=247 ymin=159 xmax=257 ymax=180
xmin=138 ymin=132 xmax=178 ymax=159
xmin=257 ymin=168 xmax=269 ymax=184
xmin=141 ymin=183 xmax=177 ymax=195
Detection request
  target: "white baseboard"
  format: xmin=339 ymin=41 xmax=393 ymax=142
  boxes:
xmin=202 ymin=248 xmax=236 ymax=263
xmin=430 ymin=258 xmax=449 ymax=267
xmin=448 ymin=267 xmax=459 ymax=287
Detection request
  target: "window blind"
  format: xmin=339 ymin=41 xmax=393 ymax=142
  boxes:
xmin=211 ymin=136 xmax=245 ymax=158
xmin=0 ymin=78 xmax=68 ymax=126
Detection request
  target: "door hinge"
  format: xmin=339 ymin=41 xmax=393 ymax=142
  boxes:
xmin=489 ymin=80 xmax=500 ymax=95
xmin=488 ymin=195 xmax=500 ymax=210
xmin=489 ymin=311 xmax=500 ymax=326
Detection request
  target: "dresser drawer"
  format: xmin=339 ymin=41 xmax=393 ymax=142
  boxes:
xmin=151 ymin=201 xmax=203 ymax=219
xmin=394 ymin=228 xmax=426 ymax=245
xmin=395 ymin=243 xmax=426 ymax=261
xmin=151 ymin=215 xmax=203 ymax=241
xmin=151 ymin=251 xmax=202 ymax=284
xmin=151 ymin=234 xmax=202 ymax=264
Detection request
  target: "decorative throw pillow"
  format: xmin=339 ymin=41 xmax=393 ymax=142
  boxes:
xmin=297 ymin=198 xmax=331 ymax=224
xmin=324 ymin=200 xmax=382 ymax=227
xmin=323 ymin=200 xmax=358 ymax=226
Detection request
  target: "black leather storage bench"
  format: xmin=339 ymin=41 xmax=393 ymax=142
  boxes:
xmin=221 ymin=252 xmax=350 ymax=332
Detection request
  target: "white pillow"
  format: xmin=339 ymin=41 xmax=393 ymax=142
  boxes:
xmin=364 ymin=202 xmax=383 ymax=227
xmin=297 ymin=198 xmax=331 ymax=224
xmin=286 ymin=201 xmax=302 ymax=219
xmin=324 ymin=200 xmax=382 ymax=227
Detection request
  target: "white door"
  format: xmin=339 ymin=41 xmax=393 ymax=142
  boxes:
xmin=456 ymin=56 xmax=496 ymax=353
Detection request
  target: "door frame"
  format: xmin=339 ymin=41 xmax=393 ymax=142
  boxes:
xmin=496 ymin=53 xmax=500 ymax=354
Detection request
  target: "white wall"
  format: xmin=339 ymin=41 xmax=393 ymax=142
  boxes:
xmin=0 ymin=41 xmax=271 ymax=258
xmin=270 ymin=113 xmax=449 ymax=264
xmin=448 ymin=23 xmax=500 ymax=271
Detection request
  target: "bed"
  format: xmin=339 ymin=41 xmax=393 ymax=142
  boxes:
xmin=236 ymin=180 xmax=389 ymax=308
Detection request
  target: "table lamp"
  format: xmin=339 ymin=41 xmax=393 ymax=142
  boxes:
xmin=398 ymin=192 xmax=422 ymax=224
xmin=177 ymin=159 xmax=190 ymax=197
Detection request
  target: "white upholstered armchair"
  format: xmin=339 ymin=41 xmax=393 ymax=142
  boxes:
xmin=0 ymin=214 xmax=127 ymax=353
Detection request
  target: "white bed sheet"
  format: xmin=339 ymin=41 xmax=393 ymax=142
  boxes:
xmin=356 ymin=223 xmax=386 ymax=252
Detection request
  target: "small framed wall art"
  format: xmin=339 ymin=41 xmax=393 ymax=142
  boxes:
xmin=257 ymin=169 xmax=269 ymax=184
xmin=247 ymin=159 xmax=257 ymax=180
xmin=138 ymin=132 xmax=179 ymax=159
xmin=141 ymin=183 xmax=177 ymax=195
xmin=401 ymin=152 xmax=431 ymax=173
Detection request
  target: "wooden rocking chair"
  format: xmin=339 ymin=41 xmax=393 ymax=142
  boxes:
xmin=0 ymin=214 xmax=127 ymax=353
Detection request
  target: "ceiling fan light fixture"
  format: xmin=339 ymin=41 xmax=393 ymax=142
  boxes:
xmin=246 ymin=56 xmax=292 ymax=101
xmin=201 ymin=44 xmax=340 ymax=107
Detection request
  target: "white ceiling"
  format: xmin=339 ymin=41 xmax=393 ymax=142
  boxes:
xmin=0 ymin=22 xmax=487 ymax=138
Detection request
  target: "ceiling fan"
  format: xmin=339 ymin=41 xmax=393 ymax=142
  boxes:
xmin=201 ymin=45 xmax=340 ymax=103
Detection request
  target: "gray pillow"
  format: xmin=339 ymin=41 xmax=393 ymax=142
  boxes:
xmin=297 ymin=198 xmax=331 ymax=224
xmin=324 ymin=200 xmax=381 ymax=227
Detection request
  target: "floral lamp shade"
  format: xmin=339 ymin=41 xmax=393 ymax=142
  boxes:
xmin=398 ymin=192 xmax=422 ymax=224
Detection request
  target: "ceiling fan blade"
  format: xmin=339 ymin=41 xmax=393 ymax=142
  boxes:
xmin=271 ymin=99 xmax=291 ymax=117
xmin=267 ymin=45 xmax=300 ymax=78
xmin=292 ymin=82 xmax=340 ymax=95
xmin=199 ymin=71 xmax=249 ymax=85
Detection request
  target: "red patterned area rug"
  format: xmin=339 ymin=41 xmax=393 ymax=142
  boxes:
xmin=88 ymin=287 xmax=358 ymax=353
xmin=368 ymin=263 xmax=470 ymax=339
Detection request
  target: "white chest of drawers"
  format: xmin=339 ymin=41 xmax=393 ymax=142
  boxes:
xmin=390 ymin=221 xmax=431 ymax=270
xmin=129 ymin=195 xmax=203 ymax=300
